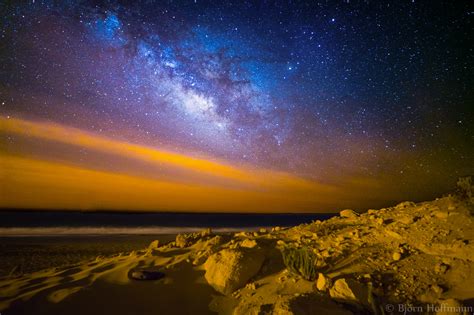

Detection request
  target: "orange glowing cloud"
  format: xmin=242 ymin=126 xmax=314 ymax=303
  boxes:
xmin=0 ymin=116 xmax=394 ymax=212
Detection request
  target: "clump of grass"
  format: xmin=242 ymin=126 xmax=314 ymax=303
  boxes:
xmin=456 ymin=176 xmax=473 ymax=203
xmin=280 ymin=245 xmax=317 ymax=281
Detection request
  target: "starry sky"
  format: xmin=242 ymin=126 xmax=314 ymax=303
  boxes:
xmin=1 ymin=1 xmax=473 ymax=212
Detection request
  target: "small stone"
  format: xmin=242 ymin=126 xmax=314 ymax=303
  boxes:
xmin=274 ymin=226 xmax=281 ymax=232
xmin=200 ymin=228 xmax=212 ymax=237
xmin=129 ymin=269 xmax=165 ymax=281
xmin=316 ymin=273 xmax=331 ymax=291
xmin=375 ymin=218 xmax=384 ymax=225
xmin=386 ymin=230 xmax=402 ymax=239
xmin=395 ymin=201 xmax=416 ymax=209
xmin=340 ymin=209 xmax=359 ymax=218
xmin=148 ymin=240 xmax=160 ymax=250
xmin=240 ymin=239 xmax=258 ymax=249
xmin=431 ymin=284 xmax=443 ymax=295
xmin=432 ymin=210 xmax=449 ymax=220
xmin=245 ymin=282 xmax=256 ymax=290
xmin=175 ymin=234 xmax=190 ymax=248
xmin=398 ymin=216 xmax=414 ymax=225
xmin=392 ymin=252 xmax=402 ymax=261
xmin=434 ymin=263 xmax=449 ymax=274
xmin=259 ymin=228 xmax=267 ymax=233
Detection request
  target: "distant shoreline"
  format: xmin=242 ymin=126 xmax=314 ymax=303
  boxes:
xmin=0 ymin=208 xmax=339 ymax=215
xmin=0 ymin=211 xmax=336 ymax=230
xmin=0 ymin=226 xmax=255 ymax=237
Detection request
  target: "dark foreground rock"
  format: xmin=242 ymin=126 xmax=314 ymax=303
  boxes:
xmin=129 ymin=268 xmax=165 ymax=281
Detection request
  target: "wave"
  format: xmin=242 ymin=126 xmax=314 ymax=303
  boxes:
xmin=0 ymin=226 xmax=265 ymax=236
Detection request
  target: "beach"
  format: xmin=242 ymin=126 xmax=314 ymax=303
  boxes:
xmin=0 ymin=235 xmax=176 ymax=278
xmin=1 ymin=190 xmax=473 ymax=315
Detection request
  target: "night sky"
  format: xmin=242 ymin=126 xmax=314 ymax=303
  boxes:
xmin=1 ymin=1 xmax=473 ymax=212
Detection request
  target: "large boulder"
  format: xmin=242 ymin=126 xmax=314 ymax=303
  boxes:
xmin=204 ymin=248 xmax=265 ymax=295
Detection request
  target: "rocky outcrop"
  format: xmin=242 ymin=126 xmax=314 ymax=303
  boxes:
xmin=204 ymin=248 xmax=265 ymax=295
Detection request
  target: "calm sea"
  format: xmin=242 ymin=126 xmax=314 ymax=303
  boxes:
xmin=0 ymin=211 xmax=335 ymax=236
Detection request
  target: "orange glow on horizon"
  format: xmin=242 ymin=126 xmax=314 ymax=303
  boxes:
xmin=0 ymin=116 xmax=405 ymax=212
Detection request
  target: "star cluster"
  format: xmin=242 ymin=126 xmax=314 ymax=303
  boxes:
xmin=1 ymin=0 xmax=473 ymax=207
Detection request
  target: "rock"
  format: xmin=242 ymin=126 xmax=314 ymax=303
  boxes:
xmin=148 ymin=240 xmax=160 ymax=250
xmin=375 ymin=218 xmax=384 ymax=225
xmin=398 ymin=215 xmax=414 ymax=225
xmin=200 ymin=228 xmax=212 ymax=237
xmin=129 ymin=268 xmax=165 ymax=281
xmin=392 ymin=252 xmax=402 ymax=261
xmin=339 ymin=209 xmax=358 ymax=218
xmin=175 ymin=233 xmax=191 ymax=248
xmin=274 ymin=226 xmax=281 ymax=232
xmin=432 ymin=210 xmax=449 ymax=220
xmin=204 ymin=248 xmax=265 ymax=294
xmin=435 ymin=299 xmax=465 ymax=315
xmin=240 ymin=239 xmax=258 ymax=249
xmin=434 ymin=262 xmax=449 ymax=274
xmin=386 ymin=230 xmax=403 ymax=239
xmin=316 ymin=273 xmax=331 ymax=291
xmin=234 ymin=231 xmax=248 ymax=238
xmin=329 ymin=278 xmax=370 ymax=307
xmin=259 ymin=228 xmax=267 ymax=233
xmin=396 ymin=201 xmax=416 ymax=209
xmin=245 ymin=282 xmax=256 ymax=290
xmin=431 ymin=284 xmax=444 ymax=295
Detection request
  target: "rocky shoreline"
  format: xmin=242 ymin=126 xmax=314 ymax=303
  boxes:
xmin=169 ymin=178 xmax=473 ymax=314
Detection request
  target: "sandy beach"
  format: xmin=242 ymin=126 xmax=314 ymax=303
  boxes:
xmin=0 ymin=235 xmax=177 ymax=278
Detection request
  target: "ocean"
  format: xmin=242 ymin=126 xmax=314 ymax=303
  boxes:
xmin=0 ymin=210 xmax=335 ymax=236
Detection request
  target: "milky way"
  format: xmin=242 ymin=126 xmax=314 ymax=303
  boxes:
xmin=1 ymin=1 xmax=473 ymax=211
